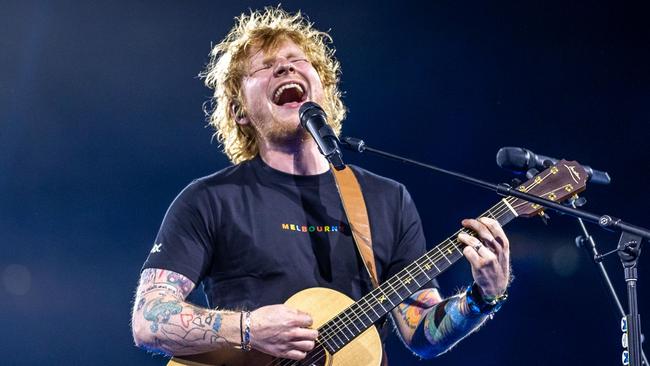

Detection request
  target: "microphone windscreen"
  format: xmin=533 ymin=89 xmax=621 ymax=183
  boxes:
xmin=496 ymin=147 xmax=529 ymax=171
xmin=298 ymin=101 xmax=325 ymax=127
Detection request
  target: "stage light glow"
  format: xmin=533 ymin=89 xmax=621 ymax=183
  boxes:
xmin=551 ymin=245 xmax=580 ymax=277
xmin=2 ymin=264 xmax=31 ymax=296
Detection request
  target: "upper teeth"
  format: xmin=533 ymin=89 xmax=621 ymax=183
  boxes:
xmin=273 ymin=83 xmax=304 ymax=102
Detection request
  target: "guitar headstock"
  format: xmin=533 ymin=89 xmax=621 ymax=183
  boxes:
xmin=510 ymin=160 xmax=588 ymax=217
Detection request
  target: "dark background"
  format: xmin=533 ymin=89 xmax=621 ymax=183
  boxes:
xmin=1 ymin=0 xmax=648 ymax=365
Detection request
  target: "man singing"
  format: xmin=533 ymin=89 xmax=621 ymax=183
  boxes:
xmin=132 ymin=7 xmax=511 ymax=363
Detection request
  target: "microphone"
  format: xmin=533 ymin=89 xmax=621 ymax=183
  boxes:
xmin=496 ymin=147 xmax=611 ymax=185
xmin=298 ymin=101 xmax=345 ymax=170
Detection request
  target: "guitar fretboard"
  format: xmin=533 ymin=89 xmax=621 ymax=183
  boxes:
xmin=316 ymin=198 xmax=518 ymax=353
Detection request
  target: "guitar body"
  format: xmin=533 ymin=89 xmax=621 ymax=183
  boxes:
xmin=168 ymin=287 xmax=382 ymax=366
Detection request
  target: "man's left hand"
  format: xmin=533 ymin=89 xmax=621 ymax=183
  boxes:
xmin=458 ymin=217 xmax=510 ymax=298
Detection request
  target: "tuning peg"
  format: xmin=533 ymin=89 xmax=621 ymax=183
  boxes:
xmin=510 ymin=178 xmax=523 ymax=187
xmin=539 ymin=210 xmax=551 ymax=225
xmin=525 ymin=168 xmax=540 ymax=180
xmin=563 ymin=194 xmax=588 ymax=209
xmin=574 ymin=196 xmax=587 ymax=207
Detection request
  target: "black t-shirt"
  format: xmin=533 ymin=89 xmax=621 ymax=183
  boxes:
xmin=142 ymin=156 xmax=437 ymax=310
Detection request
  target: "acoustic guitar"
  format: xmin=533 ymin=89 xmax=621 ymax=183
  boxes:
xmin=168 ymin=160 xmax=588 ymax=366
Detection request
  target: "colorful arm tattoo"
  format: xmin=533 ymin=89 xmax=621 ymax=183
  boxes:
xmin=138 ymin=268 xmax=196 ymax=299
xmin=132 ymin=268 xmax=236 ymax=356
xmin=420 ymin=294 xmax=488 ymax=358
xmin=394 ymin=289 xmax=488 ymax=358
xmin=395 ymin=289 xmax=440 ymax=332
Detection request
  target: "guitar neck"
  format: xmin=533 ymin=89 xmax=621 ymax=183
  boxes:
xmin=317 ymin=198 xmax=519 ymax=354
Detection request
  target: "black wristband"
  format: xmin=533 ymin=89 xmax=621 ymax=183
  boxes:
xmin=465 ymin=282 xmax=508 ymax=315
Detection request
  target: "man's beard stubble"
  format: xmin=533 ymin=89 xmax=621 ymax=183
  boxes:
xmin=254 ymin=116 xmax=311 ymax=149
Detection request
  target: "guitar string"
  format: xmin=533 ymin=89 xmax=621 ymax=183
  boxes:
xmin=313 ymin=172 xmax=561 ymax=343
xmin=270 ymin=198 xmax=520 ymax=366
xmin=271 ymin=175 xmax=558 ymax=366
xmin=320 ymin=190 xmax=525 ymax=342
xmin=296 ymin=175 xmax=572 ymax=365
xmin=273 ymin=212 xmax=508 ymax=365
xmin=273 ymin=197 xmax=528 ymax=366
xmin=293 ymin=177 xmax=549 ymax=350
xmin=313 ymin=198 xmax=518 ymax=343
xmin=273 ymin=196 xmax=525 ymax=366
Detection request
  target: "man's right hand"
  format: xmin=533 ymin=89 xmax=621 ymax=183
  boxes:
xmin=250 ymin=304 xmax=319 ymax=360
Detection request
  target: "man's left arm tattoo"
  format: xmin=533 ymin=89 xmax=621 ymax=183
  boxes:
xmin=395 ymin=289 xmax=440 ymax=332
xmin=393 ymin=289 xmax=488 ymax=358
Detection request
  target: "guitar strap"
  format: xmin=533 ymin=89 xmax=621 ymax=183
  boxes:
xmin=331 ymin=165 xmax=390 ymax=366
xmin=330 ymin=165 xmax=380 ymax=289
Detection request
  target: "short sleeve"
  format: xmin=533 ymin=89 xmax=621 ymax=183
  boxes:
xmin=383 ymin=185 xmax=439 ymax=289
xmin=141 ymin=180 xmax=216 ymax=285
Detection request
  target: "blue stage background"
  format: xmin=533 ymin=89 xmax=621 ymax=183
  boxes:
xmin=1 ymin=1 xmax=648 ymax=364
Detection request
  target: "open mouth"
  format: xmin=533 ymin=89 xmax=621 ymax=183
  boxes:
xmin=272 ymin=82 xmax=306 ymax=106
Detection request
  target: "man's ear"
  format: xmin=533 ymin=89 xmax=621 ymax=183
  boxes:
xmin=231 ymin=102 xmax=249 ymax=125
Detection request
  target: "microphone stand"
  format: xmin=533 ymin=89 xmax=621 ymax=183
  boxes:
xmin=340 ymin=136 xmax=648 ymax=366
xmin=570 ymin=198 xmax=649 ymax=366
